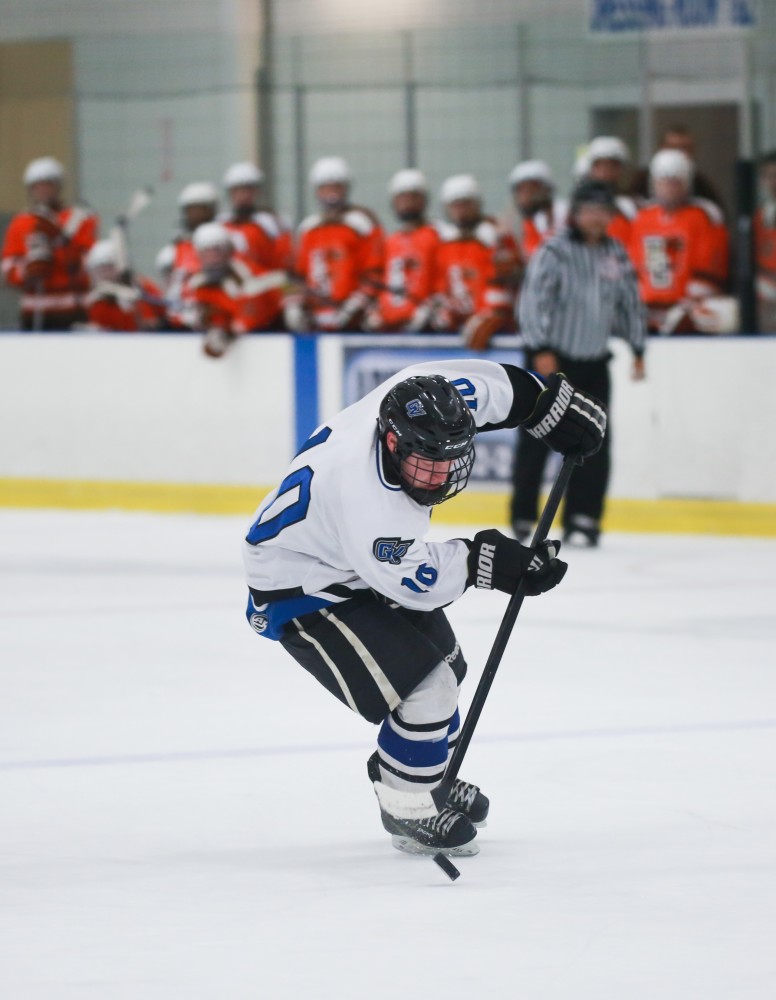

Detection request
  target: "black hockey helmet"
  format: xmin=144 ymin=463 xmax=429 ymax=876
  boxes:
xmin=377 ymin=374 xmax=476 ymax=506
xmin=570 ymin=179 xmax=617 ymax=214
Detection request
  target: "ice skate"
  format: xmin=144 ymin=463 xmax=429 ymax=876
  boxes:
xmin=446 ymin=777 xmax=489 ymax=826
xmin=380 ymin=805 xmax=479 ymax=857
xmin=564 ymin=516 xmax=600 ymax=548
xmin=368 ymin=750 xmax=489 ymax=825
xmin=367 ymin=751 xmax=482 ymax=856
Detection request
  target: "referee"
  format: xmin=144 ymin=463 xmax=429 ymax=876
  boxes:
xmin=512 ymin=180 xmax=646 ymax=547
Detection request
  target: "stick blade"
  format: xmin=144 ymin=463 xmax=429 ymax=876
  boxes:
xmin=433 ymin=853 xmax=461 ymax=881
xmin=124 ymin=187 xmax=155 ymax=222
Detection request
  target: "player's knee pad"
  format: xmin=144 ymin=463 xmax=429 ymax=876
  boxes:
xmin=395 ymin=660 xmax=459 ymax=729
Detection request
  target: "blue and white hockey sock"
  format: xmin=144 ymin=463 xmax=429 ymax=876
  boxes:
xmin=376 ymin=660 xmax=459 ymax=794
xmin=447 ymin=706 xmax=461 ymax=759
xmin=376 ymin=711 xmax=451 ymax=793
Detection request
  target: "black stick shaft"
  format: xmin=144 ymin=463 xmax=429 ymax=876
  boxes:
xmin=432 ymin=452 xmax=578 ymax=809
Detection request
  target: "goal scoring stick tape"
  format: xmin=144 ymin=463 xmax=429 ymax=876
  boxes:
xmin=431 ymin=451 xmax=581 ymax=882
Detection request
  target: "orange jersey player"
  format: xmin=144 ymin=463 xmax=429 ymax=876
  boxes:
xmin=607 ymin=200 xmax=635 ymax=248
xmin=220 ymin=161 xmax=293 ymax=272
xmin=433 ymin=174 xmax=520 ymax=350
xmin=508 ymin=159 xmax=568 ymax=260
xmin=1 ymin=157 xmax=98 ymax=330
xmin=183 ymin=222 xmax=282 ymax=357
xmin=84 ymin=239 xmax=166 ymax=332
xmin=578 ymin=137 xmax=637 ymax=249
xmin=284 ymin=157 xmax=385 ymax=332
xmin=629 ymin=150 xmax=729 ymax=332
xmin=368 ymin=169 xmax=441 ymax=331
xmin=161 ymin=182 xmax=220 ymax=324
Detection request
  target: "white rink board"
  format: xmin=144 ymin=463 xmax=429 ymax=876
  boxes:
xmin=1 ymin=509 xmax=775 ymax=999
xmin=0 ymin=333 xmax=294 ymax=485
xmin=1 ymin=333 xmax=776 ymax=500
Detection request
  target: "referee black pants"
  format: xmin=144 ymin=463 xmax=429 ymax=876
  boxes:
xmin=511 ymin=354 xmax=611 ymax=531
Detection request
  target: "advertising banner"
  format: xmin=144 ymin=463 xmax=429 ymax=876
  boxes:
xmin=589 ymin=0 xmax=757 ymax=34
xmin=341 ymin=340 xmax=526 ymax=487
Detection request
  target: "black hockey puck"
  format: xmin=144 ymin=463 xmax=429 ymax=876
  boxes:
xmin=432 ymin=852 xmax=461 ymax=881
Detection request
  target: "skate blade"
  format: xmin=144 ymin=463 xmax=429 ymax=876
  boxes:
xmin=390 ymin=835 xmax=480 ymax=858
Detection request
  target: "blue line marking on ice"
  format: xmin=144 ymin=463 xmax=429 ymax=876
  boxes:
xmin=2 ymin=718 xmax=775 ymax=771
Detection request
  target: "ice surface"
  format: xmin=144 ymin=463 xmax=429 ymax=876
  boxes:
xmin=1 ymin=510 xmax=775 ymax=999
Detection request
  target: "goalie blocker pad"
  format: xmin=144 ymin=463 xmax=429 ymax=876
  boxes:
xmin=522 ymin=372 xmax=607 ymax=458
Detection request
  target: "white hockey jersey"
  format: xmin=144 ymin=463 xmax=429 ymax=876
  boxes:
xmin=243 ymin=359 xmax=541 ymax=639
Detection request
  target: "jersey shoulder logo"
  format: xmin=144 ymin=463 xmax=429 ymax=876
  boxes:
xmin=373 ymin=536 xmax=414 ymax=565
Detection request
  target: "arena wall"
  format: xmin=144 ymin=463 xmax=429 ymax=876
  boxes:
xmin=1 ymin=333 xmax=775 ymax=535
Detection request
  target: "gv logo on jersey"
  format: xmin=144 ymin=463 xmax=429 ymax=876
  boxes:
xmin=250 ymin=612 xmax=270 ymax=634
xmin=373 ymin=537 xmax=414 ymax=565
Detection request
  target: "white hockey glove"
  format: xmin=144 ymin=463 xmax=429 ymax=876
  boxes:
xmin=688 ymin=296 xmax=739 ymax=334
xmin=283 ymin=295 xmax=310 ymax=332
xmin=328 ymin=291 xmax=370 ymax=330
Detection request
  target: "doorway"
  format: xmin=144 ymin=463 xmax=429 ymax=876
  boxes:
xmin=592 ymin=103 xmax=740 ymax=217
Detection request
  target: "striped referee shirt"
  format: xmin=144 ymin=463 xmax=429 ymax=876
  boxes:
xmin=518 ymin=228 xmax=646 ymax=359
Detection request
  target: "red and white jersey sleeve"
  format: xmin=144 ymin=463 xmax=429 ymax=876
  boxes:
xmin=186 ymin=254 xmax=281 ymax=333
xmin=1 ymin=206 xmax=98 ymax=293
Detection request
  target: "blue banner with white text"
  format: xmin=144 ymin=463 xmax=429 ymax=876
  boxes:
xmin=589 ymin=0 xmax=757 ymax=33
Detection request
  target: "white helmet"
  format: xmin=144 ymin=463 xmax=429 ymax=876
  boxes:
xmin=388 ymin=168 xmax=428 ymax=197
xmin=24 ymin=156 xmax=65 ymax=186
xmin=650 ymin=149 xmax=694 ymax=183
xmin=587 ymin=136 xmax=630 ymax=164
xmin=178 ymin=182 xmax=219 ymax=207
xmin=223 ymin=162 xmax=264 ymax=189
xmin=572 ymin=151 xmax=591 ymax=179
xmin=309 ymin=157 xmax=352 ymax=188
xmin=192 ymin=222 xmax=233 ymax=252
xmin=155 ymin=244 xmax=176 ymax=273
xmin=508 ymin=160 xmax=554 ymax=189
xmin=440 ymin=174 xmax=481 ymax=205
xmin=85 ymin=239 xmax=118 ymax=272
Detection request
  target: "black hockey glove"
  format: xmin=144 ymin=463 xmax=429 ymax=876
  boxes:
xmin=521 ymin=373 xmax=607 ymax=458
xmin=466 ymin=529 xmax=567 ymax=597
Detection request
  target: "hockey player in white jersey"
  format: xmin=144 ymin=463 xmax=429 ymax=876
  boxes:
xmin=243 ymin=360 xmax=606 ymax=857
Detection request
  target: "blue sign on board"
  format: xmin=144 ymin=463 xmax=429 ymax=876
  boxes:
xmin=590 ymin=0 xmax=757 ymax=32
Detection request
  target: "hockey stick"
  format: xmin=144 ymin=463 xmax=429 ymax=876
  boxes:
xmin=431 ymin=451 xmax=579 ymax=811
xmin=430 ymin=452 xmax=579 ymax=881
xmin=372 ymin=451 xmax=580 ymax=828
xmin=111 ymin=186 xmax=155 ymax=276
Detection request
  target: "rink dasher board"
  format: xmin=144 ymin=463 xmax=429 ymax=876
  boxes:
xmin=1 ymin=331 xmax=775 ymax=529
